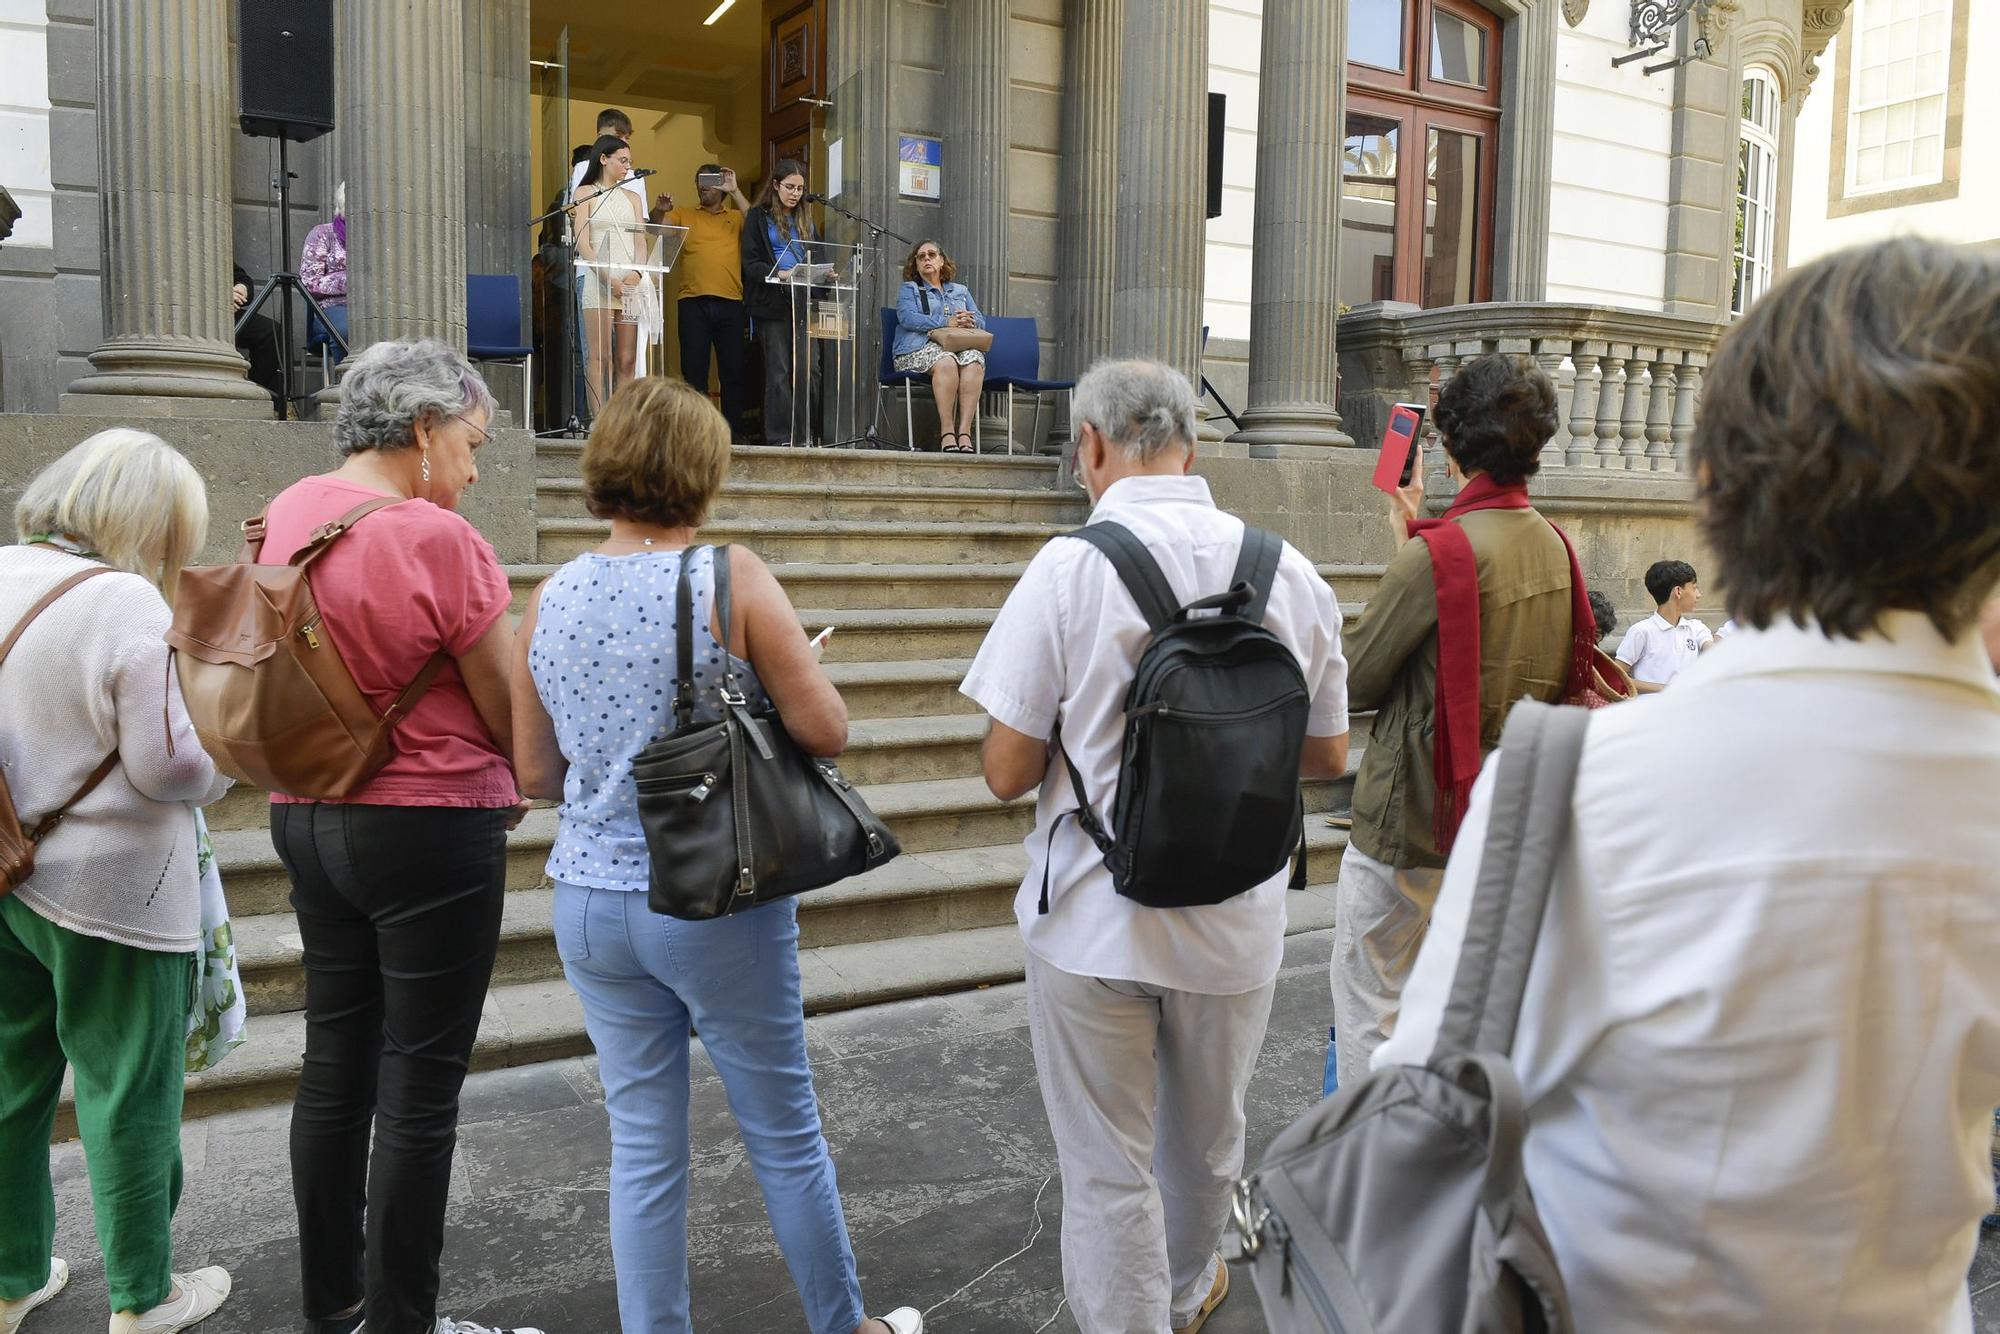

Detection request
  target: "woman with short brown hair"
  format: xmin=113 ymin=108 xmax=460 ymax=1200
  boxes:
xmin=510 ymin=377 xmax=920 ymax=1334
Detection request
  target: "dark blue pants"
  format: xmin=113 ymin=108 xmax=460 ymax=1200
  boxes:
xmin=678 ymin=296 xmax=748 ymax=438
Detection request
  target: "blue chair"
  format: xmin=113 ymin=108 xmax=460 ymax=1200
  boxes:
xmin=467 ymin=273 xmax=533 ymax=425
xmin=981 ymin=315 xmax=1074 ymax=457
xmin=874 ymin=306 xmax=929 ymax=448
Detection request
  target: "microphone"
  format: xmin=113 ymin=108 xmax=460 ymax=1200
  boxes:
xmin=805 ymin=190 xmax=828 ymax=203
xmin=629 ymin=167 xmax=658 ymax=180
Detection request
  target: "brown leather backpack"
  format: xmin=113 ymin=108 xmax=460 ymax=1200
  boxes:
xmin=1 ymin=566 xmax=120 ymax=896
xmin=165 ymin=499 xmax=448 ymax=799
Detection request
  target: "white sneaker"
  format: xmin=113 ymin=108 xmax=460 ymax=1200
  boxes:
xmin=0 ymin=1258 xmax=69 ymax=1333
xmin=435 ymin=1319 xmax=545 ymax=1334
xmin=107 ymin=1267 xmax=230 ymax=1334
xmin=876 ymin=1309 xmax=924 ymax=1334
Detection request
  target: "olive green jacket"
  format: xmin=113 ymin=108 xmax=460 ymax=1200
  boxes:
xmin=1347 ymin=507 xmax=1576 ymax=870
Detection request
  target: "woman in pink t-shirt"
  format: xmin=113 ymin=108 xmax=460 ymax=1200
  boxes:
xmin=258 ymin=339 xmax=540 ymax=1334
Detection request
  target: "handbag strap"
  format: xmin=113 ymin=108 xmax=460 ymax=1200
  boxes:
xmin=2 ymin=565 xmax=121 ymax=840
xmin=1432 ymin=699 xmax=1589 ymax=1059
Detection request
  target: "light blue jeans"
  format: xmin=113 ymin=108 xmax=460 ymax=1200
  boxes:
xmin=554 ymin=884 xmax=866 ymax=1334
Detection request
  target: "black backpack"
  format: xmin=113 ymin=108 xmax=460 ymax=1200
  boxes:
xmin=1043 ymin=520 xmax=1311 ymax=913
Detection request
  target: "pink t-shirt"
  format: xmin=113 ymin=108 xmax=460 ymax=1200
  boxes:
xmin=260 ymin=475 xmax=515 ymax=807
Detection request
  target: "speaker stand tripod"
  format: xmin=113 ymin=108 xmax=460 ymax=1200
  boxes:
xmin=235 ymin=136 xmax=347 ymax=419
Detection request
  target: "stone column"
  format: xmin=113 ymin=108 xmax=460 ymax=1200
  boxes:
xmin=944 ymin=0 xmax=1011 ymax=442
xmin=1057 ymin=0 xmax=1122 ymax=380
xmin=944 ymin=0 xmax=1010 ymax=312
xmin=62 ymin=0 xmax=269 ymax=416
xmin=342 ymin=0 xmax=469 ymax=352
xmin=1228 ymin=0 xmax=1354 ymax=455
xmin=1110 ymin=0 xmax=1206 ymax=388
xmin=464 ymin=0 xmax=531 ymax=413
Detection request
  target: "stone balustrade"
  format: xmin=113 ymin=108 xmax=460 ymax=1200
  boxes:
xmin=1336 ymin=301 xmax=1728 ymax=475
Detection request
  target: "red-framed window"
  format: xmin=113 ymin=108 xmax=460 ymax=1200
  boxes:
xmin=1340 ymin=0 xmax=1503 ymax=310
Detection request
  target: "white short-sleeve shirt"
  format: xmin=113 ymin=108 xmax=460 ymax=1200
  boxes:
xmin=1377 ymin=613 xmax=2000 ymax=1332
xmin=1615 ymin=610 xmax=1712 ymax=686
xmin=959 ymin=474 xmax=1349 ymax=994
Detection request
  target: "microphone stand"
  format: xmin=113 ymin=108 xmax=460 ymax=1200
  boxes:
xmin=814 ymin=196 xmax=916 ymax=451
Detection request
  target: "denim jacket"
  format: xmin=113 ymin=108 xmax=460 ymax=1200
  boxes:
xmin=893 ymin=280 xmax=986 ymax=357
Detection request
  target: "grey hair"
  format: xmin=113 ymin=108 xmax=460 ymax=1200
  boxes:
xmin=1071 ymin=358 xmax=1198 ymax=461
xmin=332 ymin=338 xmax=496 ymax=455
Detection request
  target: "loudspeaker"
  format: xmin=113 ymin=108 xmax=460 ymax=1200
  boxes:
xmin=238 ymin=0 xmax=334 ymax=143
xmin=1206 ymin=92 xmax=1225 ymax=220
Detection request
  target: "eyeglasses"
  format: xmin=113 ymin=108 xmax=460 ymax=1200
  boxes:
xmin=454 ymin=413 xmax=495 ymax=448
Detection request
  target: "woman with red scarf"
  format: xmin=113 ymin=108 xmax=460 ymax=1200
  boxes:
xmin=1328 ymin=353 xmax=1597 ymax=1089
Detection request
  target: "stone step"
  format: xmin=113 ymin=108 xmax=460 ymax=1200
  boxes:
xmin=76 ymin=867 xmax=1345 ymax=1133
xmin=535 ymin=440 xmax=1063 ymax=489
xmin=823 ymin=658 xmax=979 ymax=718
xmin=229 ymin=824 xmax=1354 ymax=1019
xmin=812 ymin=607 xmax=997 ymax=663
xmin=508 ymin=561 xmax=1036 ymax=614
xmin=537 ymin=477 xmax=1088 ymax=527
xmin=539 ymin=516 xmax=1069 ymax=564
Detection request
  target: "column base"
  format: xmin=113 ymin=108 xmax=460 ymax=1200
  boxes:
xmin=1227 ymin=403 xmax=1356 ymax=458
xmin=63 ymin=339 xmax=275 ymax=419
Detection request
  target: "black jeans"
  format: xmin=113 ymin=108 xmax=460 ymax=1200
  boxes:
xmin=272 ymin=803 xmax=508 ymax=1334
xmin=235 ymin=311 xmax=284 ymax=399
xmin=756 ymin=302 xmax=833 ymax=447
xmin=678 ymin=295 xmax=748 ymax=438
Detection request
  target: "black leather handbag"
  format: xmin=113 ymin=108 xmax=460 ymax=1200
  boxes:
xmin=633 ymin=545 xmax=900 ymax=921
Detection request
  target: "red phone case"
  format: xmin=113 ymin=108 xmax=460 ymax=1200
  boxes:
xmin=1371 ymin=406 xmax=1425 ymax=493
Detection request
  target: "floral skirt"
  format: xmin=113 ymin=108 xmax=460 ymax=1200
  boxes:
xmin=894 ymin=343 xmax=987 ymax=375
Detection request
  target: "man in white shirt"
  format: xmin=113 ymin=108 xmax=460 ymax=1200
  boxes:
xmin=961 ymin=360 xmax=1349 ymax=1334
xmin=1613 ymin=558 xmax=1713 ymax=691
xmin=1377 ymin=236 xmax=2000 ymax=1333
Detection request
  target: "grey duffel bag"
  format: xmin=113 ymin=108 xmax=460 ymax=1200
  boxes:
xmin=1231 ymin=700 xmax=1585 ymax=1333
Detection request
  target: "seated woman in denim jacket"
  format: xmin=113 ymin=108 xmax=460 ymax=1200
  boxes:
xmin=893 ymin=240 xmax=987 ymax=452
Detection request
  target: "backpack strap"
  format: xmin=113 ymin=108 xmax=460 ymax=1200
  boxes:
xmin=290 ymin=497 xmax=404 ymax=571
xmin=1 ymin=566 xmax=121 ymax=840
xmin=1063 ymin=521 xmax=1179 ymax=634
xmin=1228 ymin=525 xmax=1283 ymax=625
xmin=1432 ymin=699 xmax=1589 ymax=1059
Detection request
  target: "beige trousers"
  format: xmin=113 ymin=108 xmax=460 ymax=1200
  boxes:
xmin=1025 ymin=951 xmax=1277 ymax=1334
xmin=1329 ymin=842 xmax=1446 ymax=1089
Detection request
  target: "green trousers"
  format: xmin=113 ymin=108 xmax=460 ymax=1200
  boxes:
xmin=0 ymin=894 xmax=192 ymax=1314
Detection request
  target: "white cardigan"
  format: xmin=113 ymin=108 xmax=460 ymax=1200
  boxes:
xmin=0 ymin=546 xmax=231 ymax=952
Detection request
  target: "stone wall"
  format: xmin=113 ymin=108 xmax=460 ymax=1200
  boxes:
xmin=0 ymin=414 xmax=537 ymax=566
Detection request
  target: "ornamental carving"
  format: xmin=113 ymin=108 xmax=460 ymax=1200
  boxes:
xmin=1563 ymin=0 xmax=1590 ymax=26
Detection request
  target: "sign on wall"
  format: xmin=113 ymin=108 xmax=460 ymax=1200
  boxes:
xmin=899 ymin=135 xmax=941 ymax=200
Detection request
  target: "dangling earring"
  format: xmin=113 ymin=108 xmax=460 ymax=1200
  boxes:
xmin=421 ymin=449 xmax=431 ymax=484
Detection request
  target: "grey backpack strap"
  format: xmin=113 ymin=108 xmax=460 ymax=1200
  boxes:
xmin=1433 ymin=700 xmax=1589 ymax=1058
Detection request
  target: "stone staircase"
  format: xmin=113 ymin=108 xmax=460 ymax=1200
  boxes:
xmin=95 ymin=445 xmax=1382 ymax=1130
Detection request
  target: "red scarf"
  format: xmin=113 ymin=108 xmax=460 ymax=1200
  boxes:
xmin=1409 ymin=474 xmax=1596 ymax=852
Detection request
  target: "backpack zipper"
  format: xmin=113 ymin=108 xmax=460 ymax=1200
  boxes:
xmin=299 ymin=619 xmax=322 ymax=650
xmin=1138 ymin=691 xmax=1307 ymax=726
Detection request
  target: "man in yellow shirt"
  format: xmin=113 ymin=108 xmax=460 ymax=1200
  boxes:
xmin=653 ymin=164 xmax=752 ymax=439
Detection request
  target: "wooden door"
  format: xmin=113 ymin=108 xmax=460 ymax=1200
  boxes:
xmin=761 ymin=0 xmax=826 ymax=191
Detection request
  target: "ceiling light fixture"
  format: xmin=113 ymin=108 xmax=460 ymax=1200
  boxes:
xmin=703 ymin=0 xmax=736 ymax=25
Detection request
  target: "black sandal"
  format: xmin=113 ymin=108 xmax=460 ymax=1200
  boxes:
xmin=942 ymin=432 xmax=975 ymax=454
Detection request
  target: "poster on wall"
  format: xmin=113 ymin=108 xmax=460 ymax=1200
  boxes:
xmin=899 ymin=135 xmax=941 ymax=200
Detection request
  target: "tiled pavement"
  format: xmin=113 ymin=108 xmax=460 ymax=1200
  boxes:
xmin=31 ymin=927 xmax=2000 ymax=1332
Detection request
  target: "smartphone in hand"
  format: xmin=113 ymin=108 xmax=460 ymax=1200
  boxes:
xmin=1370 ymin=403 xmax=1427 ymax=494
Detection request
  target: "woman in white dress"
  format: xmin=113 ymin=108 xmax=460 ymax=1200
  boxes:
xmin=573 ymin=135 xmax=649 ymax=413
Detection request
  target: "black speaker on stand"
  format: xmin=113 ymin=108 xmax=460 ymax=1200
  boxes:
xmin=235 ymin=0 xmax=343 ymax=416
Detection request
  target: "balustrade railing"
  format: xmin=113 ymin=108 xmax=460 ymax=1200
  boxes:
xmin=1336 ymin=301 xmax=1728 ymax=475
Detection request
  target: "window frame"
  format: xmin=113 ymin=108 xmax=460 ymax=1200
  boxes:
xmin=1344 ymin=0 xmax=1503 ymax=308
xmin=1732 ymin=66 xmax=1782 ymax=316
xmin=1827 ymin=0 xmax=1968 ymax=215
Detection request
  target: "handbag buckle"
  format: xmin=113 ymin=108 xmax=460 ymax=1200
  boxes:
xmin=720 ymin=687 xmax=748 ymax=707
xmin=736 ymin=866 xmax=755 ymax=897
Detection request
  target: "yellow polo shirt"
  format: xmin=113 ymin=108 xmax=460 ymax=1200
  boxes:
xmin=665 ymin=206 xmax=745 ymax=302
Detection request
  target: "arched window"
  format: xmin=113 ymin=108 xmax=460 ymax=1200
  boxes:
xmin=1340 ymin=0 xmax=1503 ymax=310
xmin=1733 ymin=66 xmax=1782 ymax=315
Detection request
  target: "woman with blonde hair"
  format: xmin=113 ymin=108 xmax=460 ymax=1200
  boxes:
xmin=511 ymin=377 xmax=922 ymax=1334
xmin=0 ymin=429 xmax=235 ymax=1334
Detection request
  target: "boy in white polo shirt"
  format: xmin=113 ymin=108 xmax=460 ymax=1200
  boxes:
xmin=1615 ymin=559 xmax=1713 ymax=691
